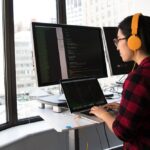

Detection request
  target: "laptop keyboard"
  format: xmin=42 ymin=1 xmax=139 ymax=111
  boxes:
xmin=82 ymin=109 xmax=117 ymax=116
xmin=82 ymin=110 xmax=94 ymax=116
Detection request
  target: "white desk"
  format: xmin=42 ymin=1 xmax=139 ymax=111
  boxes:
xmin=36 ymin=91 xmax=122 ymax=150
xmin=0 ymin=104 xmax=122 ymax=150
xmin=39 ymin=104 xmax=122 ymax=150
xmin=37 ymin=106 xmax=100 ymax=150
xmin=45 ymin=111 xmax=100 ymax=132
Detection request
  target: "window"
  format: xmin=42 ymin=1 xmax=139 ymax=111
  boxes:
xmin=0 ymin=0 xmax=6 ymax=125
xmin=13 ymin=0 xmax=57 ymax=119
xmin=0 ymin=0 xmax=59 ymax=131
xmin=66 ymin=0 xmax=150 ymax=27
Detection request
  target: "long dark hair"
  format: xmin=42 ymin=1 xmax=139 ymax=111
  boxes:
xmin=118 ymin=14 xmax=150 ymax=54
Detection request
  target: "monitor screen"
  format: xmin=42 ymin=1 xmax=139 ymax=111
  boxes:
xmin=32 ymin=22 xmax=107 ymax=86
xmin=103 ymin=27 xmax=134 ymax=75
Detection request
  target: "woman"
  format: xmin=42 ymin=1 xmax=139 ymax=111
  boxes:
xmin=90 ymin=13 xmax=150 ymax=150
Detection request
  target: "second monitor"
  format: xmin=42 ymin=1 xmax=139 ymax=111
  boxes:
xmin=103 ymin=27 xmax=134 ymax=75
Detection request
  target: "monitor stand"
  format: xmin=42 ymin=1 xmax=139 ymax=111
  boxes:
xmin=38 ymin=94 xmax=67 ymax=112
xmin=58 ymin=84 xmax=66 ymax=100
xmin=58 ymin=93 xmax=66 ymax=101
xmin=37 ymin=86 xmax=67 ymax=112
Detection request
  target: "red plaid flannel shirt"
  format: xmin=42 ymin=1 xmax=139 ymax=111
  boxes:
xmin=113 ymin=57 xmax=150 ymax=150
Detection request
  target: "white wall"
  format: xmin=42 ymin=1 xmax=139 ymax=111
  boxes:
xmin=131 ymin=0 xmax=150 ymax=15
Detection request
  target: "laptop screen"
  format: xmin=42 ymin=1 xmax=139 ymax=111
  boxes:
xmin=61 ymin=78 xmax=107 ymax=113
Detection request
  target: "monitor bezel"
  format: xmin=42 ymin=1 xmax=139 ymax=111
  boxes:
xmin=32 ymin=22 xmax=108 ymax=86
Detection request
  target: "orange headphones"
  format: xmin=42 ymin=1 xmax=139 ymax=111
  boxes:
xmin=127 ymin=13 xmax=142 ymax=51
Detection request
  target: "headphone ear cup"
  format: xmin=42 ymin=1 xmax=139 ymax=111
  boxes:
xmin=127 ymin=35 xmax=142 ymax=51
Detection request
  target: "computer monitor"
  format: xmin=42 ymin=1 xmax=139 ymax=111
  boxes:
xmin=32 ymin=22 xmax=108 ymax=86
xmin=103 ymin=27 xmax=134 ymax=75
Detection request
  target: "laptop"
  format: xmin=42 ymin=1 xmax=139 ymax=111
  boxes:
xmin=61 ymin=77 xmax=107 ymax=120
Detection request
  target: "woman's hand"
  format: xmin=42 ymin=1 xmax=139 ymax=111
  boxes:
xmin=89 ymin=106 xmax=108 ymax=119
xmin=90 ymin=105 xmax=116 ymax=132
xmin=103 ymin=102 xmax=120 ymax=111
xmin=89 ymin=102 xmax=120 ymax=120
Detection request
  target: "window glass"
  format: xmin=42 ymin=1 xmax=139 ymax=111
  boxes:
xmin=13 ymin=0 xmax=57 ymax=119
xmin=66 ymin=0 xmax=150 ymax=27
xmin=0 ymin=1 xmax=6 ymax=124
xmin=66 ymin=0 xmax=150 ymax=85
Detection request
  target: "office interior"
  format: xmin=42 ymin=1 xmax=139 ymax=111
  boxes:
xmin=0 ymin=0 xmax=150 ymax=150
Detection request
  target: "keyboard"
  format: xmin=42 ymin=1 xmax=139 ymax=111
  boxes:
xmin=81 ymin=110 xmax=94 ymax=116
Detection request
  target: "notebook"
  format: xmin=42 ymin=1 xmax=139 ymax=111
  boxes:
xmin=61 ymin=77 xmax=107 ymax=119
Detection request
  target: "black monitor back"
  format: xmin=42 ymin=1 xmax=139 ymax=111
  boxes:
xmin=103 ymin=27 xmax=134 ymax=75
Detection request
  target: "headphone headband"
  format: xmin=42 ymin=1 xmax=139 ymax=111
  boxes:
xmin=131 ymin=13 xmax=141 ymax=35
xmin=127 ymin=13 xmax=142 ymax=51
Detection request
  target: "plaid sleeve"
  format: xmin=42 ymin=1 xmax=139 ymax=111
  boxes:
xmin=112 ymin=71 xmax=147 ymax=141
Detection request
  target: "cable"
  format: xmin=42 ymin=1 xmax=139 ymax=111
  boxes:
xmin=116 ymin=74 xmax=126 ymax=85
xmin=95 ymin=124 xmax=104 ymax=150
xmin=118 ymin=75 xmax=126 ymax=82
xmin=103 ymin=123 xmax=111 ymax=148
xmin=131 ymin=62 xmax=137 ymax=72
xmin=86 ymin=142 xmax=88 ymax=150
xmin=103 ymin=83 xmax=122 ymax=96
xmin=78 ymin=128 xmax=89 ymax=150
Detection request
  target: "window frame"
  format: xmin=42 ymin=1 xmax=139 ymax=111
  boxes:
xmin=0 ymin=0 xmax=66 ymax=131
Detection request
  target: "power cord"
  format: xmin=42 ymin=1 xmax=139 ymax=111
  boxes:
xmin=95 ymin=124 xmax=104 ymax=150
xmin=103 ymin=123 xmax=111 ymax=148
xmin=79 ymin=128 xmax=89 ymax=150
xmin=116 ymin=74 xmax=127 ymax=85
xmin=86 ymin=142 xmax=88 ymax=150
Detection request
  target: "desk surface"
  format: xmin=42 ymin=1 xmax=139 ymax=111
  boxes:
xmin=37 ymin=93 xmax=121 ymax=132
xmin=38 ymin=93 xmax=121 ymax=107
xmin=41 ymin=108 xmax=101 ymax=132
